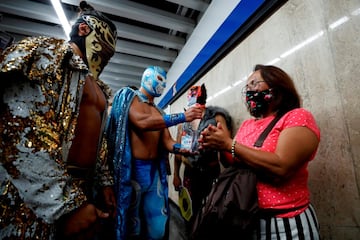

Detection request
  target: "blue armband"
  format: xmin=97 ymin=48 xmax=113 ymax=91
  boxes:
xmin=163 ymin=113 xmax=186 ymax=127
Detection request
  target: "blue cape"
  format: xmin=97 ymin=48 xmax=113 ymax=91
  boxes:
xmin=106 ymin=87 xmax=169 ymax=239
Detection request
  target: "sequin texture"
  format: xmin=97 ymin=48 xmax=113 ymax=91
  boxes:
xmin=0 ymin=36 xmax=111 ymax=239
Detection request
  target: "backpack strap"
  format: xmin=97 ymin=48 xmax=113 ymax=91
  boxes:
xmin=253 ymin=113 xmax=283 ymax=147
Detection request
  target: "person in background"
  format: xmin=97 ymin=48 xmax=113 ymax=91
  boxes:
xmin=199 ymin=64 xmax=321 ymax=239
xmin=106 ymin=66 xmax=204 ymax=240
xmin=0 ymin=1 xmax=117 ymax=239
xmin=172 ymin=84 xmax=233 ymax=238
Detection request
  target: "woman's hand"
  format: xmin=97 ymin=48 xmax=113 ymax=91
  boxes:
xmin=199 ymin=122 xmax=232 ymax=152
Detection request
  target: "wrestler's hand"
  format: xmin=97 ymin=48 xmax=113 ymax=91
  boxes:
xmin=173 ymin=143 xmax=199 ymax=156
xmin=184 ymin=106 xmax=203 ymax=122
xmin=59 ymin=203 xmax=109 ymax=238
xmin=102 ymin=186 xmax=116 ymax=218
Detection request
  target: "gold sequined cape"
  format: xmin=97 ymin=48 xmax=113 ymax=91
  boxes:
xmin=0 ymin=36 xmax=113 ymax=239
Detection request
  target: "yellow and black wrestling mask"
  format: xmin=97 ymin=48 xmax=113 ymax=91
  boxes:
xmin=69 ymin=1 xmax=117 ymax=79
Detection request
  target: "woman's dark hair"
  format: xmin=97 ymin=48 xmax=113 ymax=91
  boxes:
xmin=254 ymin=64 xmax=301 ymax=115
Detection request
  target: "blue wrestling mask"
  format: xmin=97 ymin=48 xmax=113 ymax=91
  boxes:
xmin=69 ymin=1 xmax=117 ymax=79
xmin=141 ymin=66 xmax=167 ymax=97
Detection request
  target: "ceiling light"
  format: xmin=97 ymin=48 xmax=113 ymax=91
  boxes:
xmin=51 ymin=0 xmax=71 ymax=39
xmin=329 ymin=16 xmax=349 ymax=30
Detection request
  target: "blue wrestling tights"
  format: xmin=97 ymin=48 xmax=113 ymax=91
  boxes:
xmin=128 ymin=159 xmax=168 ymax=240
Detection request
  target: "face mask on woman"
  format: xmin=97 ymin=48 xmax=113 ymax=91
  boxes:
xmin=245 ymin=89 xmax=273 ymax=118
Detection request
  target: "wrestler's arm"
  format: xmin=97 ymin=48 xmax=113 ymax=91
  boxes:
xmin=162 ymin=127 xmax=179 ymax=152
xmin=95 ymin=137 xmax=116 ymax=217
xmin=1 ymin=52 xmax=92 ymax=225
xmin=95 ymin=126 xmax=114 ymax=184
xmin=129 ymin=96 xmax=203 ymax=130
xmin=161 ymin=127 xmax=192 ymax=156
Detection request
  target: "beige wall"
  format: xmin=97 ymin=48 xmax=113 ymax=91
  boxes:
xmin=167 ymin=0 xmax=360 ymax=239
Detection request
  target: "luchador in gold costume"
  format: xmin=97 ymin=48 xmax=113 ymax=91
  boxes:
xmin=0 ymin=1 xmax=117 ymax=239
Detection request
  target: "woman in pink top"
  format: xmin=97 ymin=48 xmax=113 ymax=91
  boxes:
xmin=200 ymin=64 xmax=320 ymax=239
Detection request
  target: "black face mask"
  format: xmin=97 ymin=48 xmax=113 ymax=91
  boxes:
xmin=245 ymin=89 xmax=273 ymax=118
xmin=69 ymin=24 xmax=87 ymax=63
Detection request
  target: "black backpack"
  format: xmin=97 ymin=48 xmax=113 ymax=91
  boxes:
xmin=191 ymin=114 xmax=283 ymax=240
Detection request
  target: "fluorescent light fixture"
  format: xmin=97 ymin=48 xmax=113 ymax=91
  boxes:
xmin=351 ymin=8 xmax=360 ymax=16
xmin=233 ymin=76 xmax=247 ymax=87
xmin=280 ymin=31 xmax=324 ymax=58
xmin=233 ymin=80 xmax=243 ymax=87
xmin=51 ymin=0 xmax=71 ymax=39
xmin=329 ymin=16 xmax=349 ymax=30
xmin=213 ymin=86 xmax=231 ymax=98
